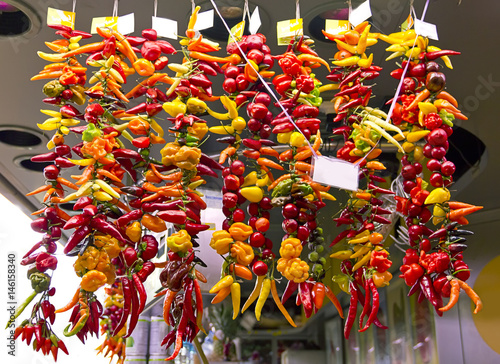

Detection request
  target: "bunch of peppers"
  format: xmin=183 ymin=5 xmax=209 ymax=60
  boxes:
xmin=382 ymin=30 xmax=483 ymax=314
xmin=324 ymin=22 xmax=405 ymax=338
xmin=96 ymin=283 xmax=127 ymax=363
xmin=267 ymin=35 xmax=342 ymax=321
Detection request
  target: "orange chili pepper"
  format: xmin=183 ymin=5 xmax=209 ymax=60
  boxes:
xmin=257 ymin=157 xmax=284 ymax=170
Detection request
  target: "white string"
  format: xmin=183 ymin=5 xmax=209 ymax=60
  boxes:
xmin=348 ymin=0 xmax=352 ymax=27
xmin=242 ymin=0 xmax=250 ymax=22
xmin=154 ymin=0 xmax=158 ymax=17
xmin=112 ymin=0 xmax=118 ymax=17
xmin=72 ymin=0 xmax=76 ymax=13
xmin=191 ymin=0 xmax=195 ymax=14
xmin=295 ymin=0 xmax=300 ymax=19
xmin=209 ymin=0 xmax=318 ymax=157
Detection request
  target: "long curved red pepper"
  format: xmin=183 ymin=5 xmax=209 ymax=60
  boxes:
xmin=344 ymin=281 xmax=359 ymax=339
xmin=113 ymin=277 xmax=131 ymax=336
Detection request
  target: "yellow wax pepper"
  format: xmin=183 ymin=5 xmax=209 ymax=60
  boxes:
xmin=81 ymin=270 xmax=108 ymax=292
xmin=228 ymin=222 xmax=253 ymax=241
xmin=230 ymin=241 xmax=254 ymax=266
xmin=279 ymin=238 xmax=302 ymax=259
xmin=162 ymin=97 xmax=187 ymax=117
xmin=209 ymin=230 xmax=234 ymax=255
xmin=167 ymin=229 xmax=193 ymax=253
xmin=277 ymin=257 xmax=310 ymax=283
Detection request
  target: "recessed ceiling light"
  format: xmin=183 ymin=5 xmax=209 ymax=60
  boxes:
xmin=0 ymin=127 xmax=44 ymax=147
xmin=0 ymin=0 xmax=41 ymax=38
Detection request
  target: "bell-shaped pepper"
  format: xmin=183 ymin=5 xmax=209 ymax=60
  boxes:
xmin=80 ymin=270 xmax=107 ymax=292
xmin=174 ymin=146 xmax=201 ymax=170
xmin=125 ymin=221 xmax=142 ymax=242
xmin=163 ymin=98 xmax=187 ymax=117
xmin=228 ymin=222 xmax=253 ymax=241
xmin=30 ymin=272 xmax=51 ymax=293
xmin=230 ymin=241 xmax=254 ymax=266
xmin=209 ymin=230 xmax=233 ymax=255
xmin=370 ymin=250 xmax=392 ymax=273
xmin=167 ymin=229 xmax=193 ymax=254
xmin=279 ymin=238 xmax=303 ymax=260
xmin=73 ymin=246 xmax=100 ymax=275
xmin=277 ymin=257 xmax=309 ymax=283
xmin=82 ymin=122 xmax=102 ymax=142
xmin=160 ymin=142 xmax=180 ymax=166
xmin=187 ymin=122 xmax=208 ymax=140
xmin=35 ymin=252 xmax=58 ymax=272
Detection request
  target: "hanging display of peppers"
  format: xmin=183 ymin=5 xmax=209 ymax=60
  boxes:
xmin=7 ymin=1 xmax=485 ymax=362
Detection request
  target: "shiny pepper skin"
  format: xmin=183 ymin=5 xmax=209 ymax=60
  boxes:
xmin=277 ymin=257 xmax=310 ymax=283
xmin=166 ymin=229 xmax=193 ymax=254
xmin=81 ymin=270 xmax=107 ymax=292
xmin=230 ymin=241 xmax=254 ymax=266
xmin=228 ymin=222 xmax=253 ymax=241
xmin=279 ymin=237 xmax=303 ymax=259
xmin=209 ymin=230 xmax=233 ymax=255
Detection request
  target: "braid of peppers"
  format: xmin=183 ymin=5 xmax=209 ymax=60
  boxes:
xmin=14 ymin=25 xmax=94 ymax=359
xmin=97 ymin=283 xmax=127 ymax=363
xmin=325 ymin=22 xmax=400 ymax=338
xmin=382 ymin=30 xmax=483 ymax=314
xmin=158 ymin=7 xmax=229 ymax=360
xmin=270 ymin=35 xmax=334 ymax=319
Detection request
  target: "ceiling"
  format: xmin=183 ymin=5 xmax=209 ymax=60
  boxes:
xmin=0 ymin=0 xmax=498 ymax=229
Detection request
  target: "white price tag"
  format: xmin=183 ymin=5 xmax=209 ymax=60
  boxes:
xmin=152 ymin=16 xmax=178 ymax=39
xmin=249 ymin=6 xmax=262 ymax=34
xmin=193 ymin=9 xmax=214 ymax=31
xmin=47 ymin=7 xmax=75 ymax=30
xmin=117 ymin=13 xmax=135 ymax=35
xmin=349 ymin=0 xmax=372 ymax=27
xmin=414 ymin=18 xmax=438 ymax=40
xmin=312 ymin=156 xmax=359 ymax=191
xmin=277 ymin=18 xmax=303 ymax=46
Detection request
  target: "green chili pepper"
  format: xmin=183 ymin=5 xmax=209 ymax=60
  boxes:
xmin=5 ymin=291 xmax=38 ymax=329
xmin=271 ymin=179 xmax=294 ymax=198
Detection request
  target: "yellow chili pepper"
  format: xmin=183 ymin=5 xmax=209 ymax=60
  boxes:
xmin=332 ymin=56 xmax=360 ymax=67
xmin=209 ymin=275 xmax=234 ymax=294
xmin=255 ymin=278 xmax=271 ymax=321
xmin=230 ymin=241 xmax=254 ymax=266
xmin=353 ymin=251 xmax=372 ymax=271
xmin=209 ymin=125 xmax=235 ymax=135
xmin=406 ymin=130 xmax=431 ymax=143
xmin=231 ymin=282 xmax=241 ymax=319
xmin=242 ymin=275 xmax=265 ymax=313
xmin=330 ymin=250 xmax=353 ymax=260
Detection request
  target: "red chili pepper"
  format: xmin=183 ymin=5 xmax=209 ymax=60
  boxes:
xmin=360 ymin=279 xmax=379 ymax=332
xmin=137 ymin=261 xmax=156 ymax=282
xmin=338 ymin=97 xmax=363 ymax=112
xmin=140 ymin=235 xmax=159 ymax=260
xmin=157 ymin=210 xmax=187 ymax=225
xmin=281 ymin=280 xmax=298 ymax=305
xmin=420 ymin=274 xmax=443 ymax=316
xmin=344 ymin=281 xmax=358 ymax=339
xmin=31 ymin=152 xmax=57 ymax=163
xmin=185 ymin=222 xmax=210 ymax=236
xmin=330 ymin=229 xmax=350 ymax=247
xmin=133 ymin=273 xmax=147 ymax=313
xmin=113 ymin=277 xmax=132 ymax=336
xmin=63 ymin=225 xmax=91 ymax=254
xmin=90 ymin=217 xmax=128 ymax=244
xmin=242 ymin=138 xmax=262 ymax=151
xmin=165 ymin=309 xmax=189 ymax=361
xmin=299 ymin=282 xmax=313 ymax=318
xmin=425 ymin=50 xmax=461 ymax=60
xmin=116 ymin=209 xmax=143 ymax=228
xmin=63 ymin=214 xmax=90 ymax=230
xmin=339 ymin=69 xmax=362 ymax=87
xmin=132 ymin=136 xmax=151 ymax=149
xmin=35 ymin=252 xmax=58 ymax=272
xmin=196 ymin=163 xmax=219 ymax=178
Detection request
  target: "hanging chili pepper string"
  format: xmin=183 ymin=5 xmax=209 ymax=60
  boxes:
xmin=153 ymin=0 xmax=158 ymax=17
xmin=209 ymin=0 xmax=318 ymax=159
xmin=295 ymin=0 xmax=300 ymax=20
xmin=72 ymin=0 xmax=77 ymax=14
xmin=112 ymin=0 xmax=118 ymax=18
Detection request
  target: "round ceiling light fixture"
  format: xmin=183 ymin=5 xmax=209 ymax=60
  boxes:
xmin=0 ymin=0 xmax=41 ymax=38
xmin=0 ymin=126 xmax=45 ymax=148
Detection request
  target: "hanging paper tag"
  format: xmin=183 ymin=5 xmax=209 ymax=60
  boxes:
xmin=91 ymin=17 xmax=118 ymax=34
xmin=249 ymin=6 xmax=262 ymax=34
xmin=349 ymin=0 xmax=372 ymax=27
xmin=228 ymin=21 xmax=245 ymax=43
xmin=414 ymin=18 xmax=438 ymax=40
xmin=324 ymin=19 xmax=349 ymax=36
xmin=152 ymin=16 xmax=178 ymax=39
xmin=47 ymin=7 xmax=75 ymax=30
xmin=312 ymin=156 xmax=359 ymax=191
xmin=117 ymin=13 xmax=135 ymax=35
xmin=401 ymin=13 xmax=414 ymax=31
xmin=277 ymin=18 xmax=303 ymax=46
xmin=193 ymin=9 xmax=214 ymax=31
